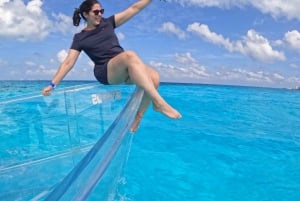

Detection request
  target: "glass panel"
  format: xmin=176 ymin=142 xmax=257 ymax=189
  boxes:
xmin=42 ymin=87 xmax=144 ymax=200
xmin=0 ymin=92 xmax=69 ymax=167
xmin=0 ymin=83 xmax=139 ymax=200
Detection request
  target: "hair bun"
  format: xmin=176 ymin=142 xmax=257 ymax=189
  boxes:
xmin=73 ymin=8 xmax=81 ymax=26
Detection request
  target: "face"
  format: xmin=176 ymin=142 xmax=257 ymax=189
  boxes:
xmin=84 ymin=3 xmax=104 ymax=27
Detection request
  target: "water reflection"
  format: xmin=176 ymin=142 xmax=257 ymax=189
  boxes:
xmin=1 ymin=97 xmax=58 ymax=158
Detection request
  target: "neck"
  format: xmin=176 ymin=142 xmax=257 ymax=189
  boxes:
xmin=84 ymin=25 xmax=96 ymax=31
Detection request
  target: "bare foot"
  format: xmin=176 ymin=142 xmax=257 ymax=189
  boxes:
xmin=130 ymin=113 xmax=143 ymax=133
xmin=153 ymin=102 xmax=182 ymax=119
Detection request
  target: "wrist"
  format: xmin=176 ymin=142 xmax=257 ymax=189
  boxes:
xmin=49 ymin=82 xmax=56 ymax=89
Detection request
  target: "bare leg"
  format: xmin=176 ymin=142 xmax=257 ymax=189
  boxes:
xmin=128 ymin=66 xmax=160 ymax=132
xmin=107 ymin=51 xmax=181 ymax=124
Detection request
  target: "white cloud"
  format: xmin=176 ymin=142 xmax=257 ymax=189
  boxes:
xmin=117 ymin=32 xmax=125 ymax=40
xmin=238 ymin=29 xmax=285 ymax=63
xmin=52 ymin=13 xmax=74 ymax=35
xmin=26 ymin=0 xmax=42 ymax=15
xmin=272 ymin=39 xmax=284 ymax=47
xmin=151 ymin=52 xmax=286 ymax=86
xmin=150 ymin=60 xmax=187 ymax=81
xmin=25 ymin=61 xmax=36 ymax=67
xmin=0 ymin=58 xmax=8 ymax=65
xmin=172 ymin=0 xmax=300 ymax=21
xmin=187 ymin=23 xmax=285 ymax=63
xmin=0 ymin=0 xmax=9 ymax=5
xmin=148 ymin=52 xmax=299 ymax=87
xmin=159 ymin=22 xmax=186 ymax=40
xmin=273 ymin=73 xmax=284 ymax=81
xmin=250 ymin=0 xmax=300 ymax=21
xmin=220 ymin=68 xmax=278 ymax=84
xmin=0 ymin=0 xmax=51 ymax=41
xmin=284 ymin=30 xmax=300 ymax=53
xmin=290 ymin=63 xmax=298 ymax=69
xmin=25 ymin=64 xmax=56 ymax=79
xmin=286 ymin=76 xmax=300 ymax=85
xmin=57 ymin=49 xmax=68 ymax=63
xmin=175 ymin=52 xmax=196 ymax=64
xmin=0 ymin=0 xmax=76 ymax=41
xmin=150 ymin=52 xmax=209 ymax=82
xmin=187 ymin=23 xmax=233 ymax=50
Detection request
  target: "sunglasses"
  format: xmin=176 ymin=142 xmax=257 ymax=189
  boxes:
xmin=91 ymin=9 xmax=104 ymax=15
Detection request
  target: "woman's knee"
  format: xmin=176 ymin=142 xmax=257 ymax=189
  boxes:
xmin=122 ymin=51 xmax=140 ymax=64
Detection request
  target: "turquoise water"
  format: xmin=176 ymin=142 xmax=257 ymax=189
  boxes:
xmin=1 ymin=81 xmax=300 ymax=200
xmin=118 ymin=84 xmax=300 ymax=201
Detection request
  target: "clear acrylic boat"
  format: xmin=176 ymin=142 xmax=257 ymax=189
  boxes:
xmin=0 ymin=83 xmax=143 ymax=200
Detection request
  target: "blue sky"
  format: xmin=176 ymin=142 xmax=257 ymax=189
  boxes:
xmin=0 ymin=0 xmax=300 ymax=88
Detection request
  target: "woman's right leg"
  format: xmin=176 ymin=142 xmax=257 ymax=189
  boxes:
xmin=107 ymin=51 xmax=181 ymax=119
xmin=128 ymin=66 xmax=160 ymax=132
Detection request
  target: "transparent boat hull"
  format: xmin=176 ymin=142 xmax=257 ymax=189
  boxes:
xmin=0 ymin=83 xmax=143 ymax=200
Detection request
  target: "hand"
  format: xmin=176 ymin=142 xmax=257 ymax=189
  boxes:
xmin=42 ymin=85 xmax=53 ymax=96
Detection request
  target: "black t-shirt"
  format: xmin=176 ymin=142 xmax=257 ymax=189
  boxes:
xmin=70 ymin=15 xmax=124 ymax=65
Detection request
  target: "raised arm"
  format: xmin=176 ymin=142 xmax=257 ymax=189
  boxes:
xmin=42 ymin=49 xmax=80 ymax=95
xmin=114 ymin=0 xmax=152 ymax=27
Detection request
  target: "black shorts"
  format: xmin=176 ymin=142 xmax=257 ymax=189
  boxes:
xmin=94 ymin=62 xmax=109 ymax=85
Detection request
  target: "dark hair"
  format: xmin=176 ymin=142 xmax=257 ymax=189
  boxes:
xmin=73 ymin=0 xmax=100 ymax=26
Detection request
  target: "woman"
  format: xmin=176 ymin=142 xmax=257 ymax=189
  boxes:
xmin=42 ymin=0 xmax=181 ymax=132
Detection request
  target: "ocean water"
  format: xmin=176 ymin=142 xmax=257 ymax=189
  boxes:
xmin=118 ymin=84 xmax=300 ymax=201
xmin=1 ymin=81 xmax=300 ymax=201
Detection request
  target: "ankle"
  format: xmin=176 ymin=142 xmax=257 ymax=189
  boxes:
xmin=136 ymin=112 xmax=143 ymax=119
